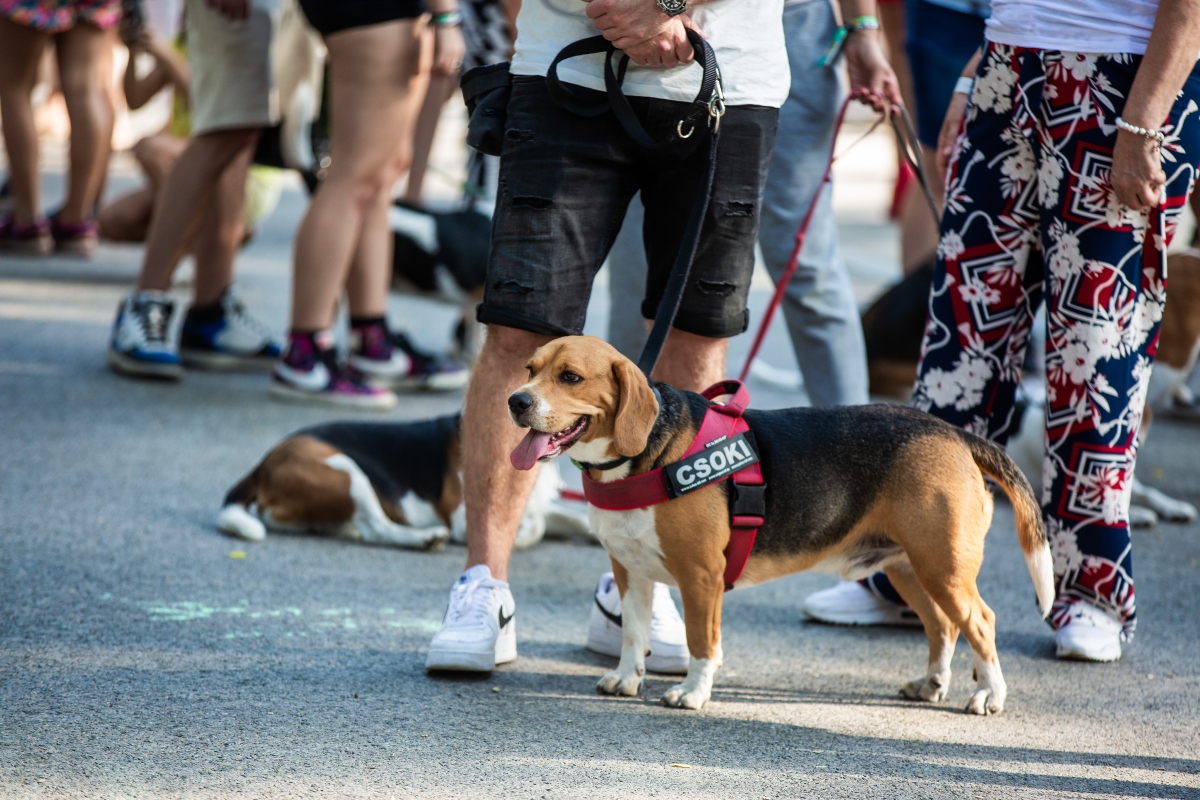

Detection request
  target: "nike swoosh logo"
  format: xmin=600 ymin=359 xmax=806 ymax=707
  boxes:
xmin=594 ymin=596 xmax=622 ymax=627
xmin=273 ymin=360 xmax=330 ymax=391
xmin=498 ymin=607 xmax=514 ymax=629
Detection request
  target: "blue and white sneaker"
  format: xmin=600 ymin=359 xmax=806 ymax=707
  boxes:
xmin=180 ymin=288 xmax=281 ymax=370
xmin=107 ymin=291 xmax=183 ymax=380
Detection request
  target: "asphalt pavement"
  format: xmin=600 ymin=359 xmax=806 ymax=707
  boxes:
xmin=1 ymin=158 xmax=1198 ymax=799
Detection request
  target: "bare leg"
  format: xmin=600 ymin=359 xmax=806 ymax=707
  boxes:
xmin=0 ymin=18 xmax=50 ymax=225
xmin=462 ymin=324 xmax=555 ymax=581
xmin=137 ymin=128 xmax=260 ymax=293
xmin=345 ymin=43 xmax=431 ymax=319
xmin=55 ymin=22 xmax=115 ymax=222
xmin=190 ymin=143 xmax=253 ymax=305
xmin=290 ymin=19 xmax=427 ymax=330
xmin=651 ymin=328 xmax=727 ymax=392
xmin=97 ymin=187 xmax=155 ymax=241
xmin=402 ymin=67 xmax=457 ymax=204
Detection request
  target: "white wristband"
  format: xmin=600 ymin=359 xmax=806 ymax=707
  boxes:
xmin=1115 ymin=116 xmax=1165 ymax=143
xmin=953 ymin=76 xmax=975 ymax=96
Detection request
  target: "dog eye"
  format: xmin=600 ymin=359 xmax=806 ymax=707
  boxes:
xmin=560 ymin=371 xmax=582 ymax=384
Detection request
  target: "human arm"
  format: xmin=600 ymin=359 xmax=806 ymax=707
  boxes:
xmin=935 ymin=47 xmax=981 ymax=182
xmin=122 ymin=30 xmax=191 ymax=110
xmin=1112 ymin=0 xmax=1200 ymax=210
xmin=835 ymin=0 xmax=901 ymax=113
xmin=427 ymin=2 xmax=467 ymax=76
xmin=205 ymin=0 xmax=248 ymax=21
xmin=582 ymin=0 xmax=715 ymax=68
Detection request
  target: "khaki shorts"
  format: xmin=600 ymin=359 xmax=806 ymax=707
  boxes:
xmin=186 ymin=0 xmax=281 ymax=135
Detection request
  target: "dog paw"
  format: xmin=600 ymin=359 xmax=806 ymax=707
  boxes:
xmin=900 ymin=674 xmax=949 ymax=703
xmin=965 ymin=687 xmax=1004 ymax=715
xmin=596 ymin=670 xmax=641 ymax=697
xmin=661 ymin=683 xmax=709 ymax=710
xmin=422 ymin=527 xmax=451 ymax=552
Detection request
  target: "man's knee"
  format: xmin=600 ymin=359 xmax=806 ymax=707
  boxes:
xmin=479 ymin=324 xmax=556 ymax=364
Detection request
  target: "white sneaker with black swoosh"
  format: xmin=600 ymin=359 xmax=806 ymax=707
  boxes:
xmin=426 ymin=565 xmax=517 ymax=672
xmin=586 ymin=572 xmax=689 ymax=674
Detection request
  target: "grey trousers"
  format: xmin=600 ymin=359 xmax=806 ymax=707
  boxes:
xmin=606 ymin=0 xmax=868 ymax=405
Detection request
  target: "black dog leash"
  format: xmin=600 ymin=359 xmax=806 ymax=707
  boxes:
xmin=545 ymin=31 xmax=725 ymax=378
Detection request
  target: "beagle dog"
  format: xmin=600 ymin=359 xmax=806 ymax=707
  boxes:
xmin=217 ymin=415 xmax=576 ymax=550
xmin=508 ymin=337 xmax=1054 ymax=714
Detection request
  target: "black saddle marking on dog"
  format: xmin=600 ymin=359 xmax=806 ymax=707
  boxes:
xmin=299 ymin=414 xmax=460 ymax=507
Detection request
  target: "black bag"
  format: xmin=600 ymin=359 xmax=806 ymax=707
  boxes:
xmin=461 ymin=62 xmax=513 ymax=157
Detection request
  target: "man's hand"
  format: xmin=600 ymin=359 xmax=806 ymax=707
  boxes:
xmin=206 ymin=0 xmax=249 ymax=20
xmin=1112 ymin=130 xmax=1166 ymax=211
xmin=584 ymin=0 xmax=672 ymax=50
xmin=621 ymin=15 xmax=699 ymax=68
xmin=431 ymin=24 xmax=466 ymax=76
xmin=842 ymin=31 xmax=900 ymax=114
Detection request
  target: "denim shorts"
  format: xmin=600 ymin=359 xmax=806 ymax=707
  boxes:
xmin=477 ymin=77 xmax=778 ymax=339
xmin=905 ymin=0 xmax=988 ymax=146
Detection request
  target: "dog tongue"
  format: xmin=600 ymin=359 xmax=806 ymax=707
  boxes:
xmin=511 ymin=430 xmax=554 ymax=471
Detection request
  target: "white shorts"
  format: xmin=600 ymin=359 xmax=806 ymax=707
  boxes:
xmin=186 ymin=0 xmax=281 ymax=135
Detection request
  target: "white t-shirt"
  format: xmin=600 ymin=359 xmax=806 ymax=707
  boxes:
xmin=510 ymin=0 xmax=789 ymax=108
xmin=985 ymin=0 xmax=1159 ymax=54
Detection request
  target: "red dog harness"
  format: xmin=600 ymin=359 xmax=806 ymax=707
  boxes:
xmin=581 ymin=380 xmax=765 ymax=591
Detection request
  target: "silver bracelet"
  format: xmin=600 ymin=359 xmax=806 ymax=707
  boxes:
xmin=953 ymin=76 xmax=974 ymax=96
xmin=1115 ymin=116 xmax=1165 ymax=143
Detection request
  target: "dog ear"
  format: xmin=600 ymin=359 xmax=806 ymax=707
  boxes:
xmin=611 ymin=358 xmax=659 ymax=457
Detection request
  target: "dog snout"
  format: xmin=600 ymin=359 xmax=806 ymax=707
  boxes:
xmin=508 ymin=392 xmax=535 ymax=423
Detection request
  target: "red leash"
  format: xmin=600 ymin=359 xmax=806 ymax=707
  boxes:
xmin=737 ymin=99 xmax=930 ymax=382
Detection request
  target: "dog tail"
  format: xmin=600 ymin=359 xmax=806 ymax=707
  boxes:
xmin=217 ymin=470 xmax=267 ymax=542
xmin=958 ymin=430 xmax=1054 ymax=618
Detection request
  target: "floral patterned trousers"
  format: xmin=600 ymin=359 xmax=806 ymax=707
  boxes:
xmin=913 ymin=44 xmax=1200 ymax=639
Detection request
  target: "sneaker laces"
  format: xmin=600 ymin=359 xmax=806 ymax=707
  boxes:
xmin=224 ymin=291 xmax=274 ymax=342
xmin=446 ymin=577 xmax=503 ymax=627
xmin=135 ymin=298 xmax=172 ymax=343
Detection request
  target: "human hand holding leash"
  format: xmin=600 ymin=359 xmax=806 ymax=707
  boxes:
xmin=843 ymin=28 xmax=900 ymax=114
xmin=582 ymin=0 xmax=702 ymax=67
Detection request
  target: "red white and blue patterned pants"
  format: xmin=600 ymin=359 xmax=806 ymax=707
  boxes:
xmin=913 ymin=44 xmax=1200 ymax=639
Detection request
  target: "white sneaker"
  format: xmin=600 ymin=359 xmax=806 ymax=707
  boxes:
xmin=1056 ymin=602 xmax=1122 ymax=662
xmin=426 ymin=565 xmax=516 ymax=672
xmin=107 ymin=291 xmax=183 ymax=380
xmin=802 ymin=580 xmax=923 ymax=627
xmin=586 ymin=573 xmax=689 ymax=674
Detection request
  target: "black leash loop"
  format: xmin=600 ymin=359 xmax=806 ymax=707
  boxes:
xmin=545 ymin=30 xmax=725 ymax=377
xmin=890 ymin=104 xmax=942 ymax=227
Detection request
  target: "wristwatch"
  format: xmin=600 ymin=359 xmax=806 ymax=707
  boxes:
xmin=657 ymin=0 xmax=688 ymax=17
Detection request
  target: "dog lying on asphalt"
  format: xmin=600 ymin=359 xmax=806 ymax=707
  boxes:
xmin=507 ymin=336 xmax=1053 ymax=714
xmin=862 ymin=250 xmax=1200 ymax=527
xmin=217 ymin=415 xmax=585 ymax=550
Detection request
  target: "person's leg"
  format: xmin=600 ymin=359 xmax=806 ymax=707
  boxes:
xmin=758 ymin=0 xmax=867 ymax=407
xmin=189 ymin=140 xmax=254 ymax=305
xmin=0 ymin=18 xmax=50 ymax=227
xmin=402 ymin=64 xmax=457 ymax=204
xmin=96 ymin=187 xmax=155 ymax=241
xmin=290 ymin=19 xmax=426 ymax=331
xmin=136 ymin=128 xmax=260 ymax=292
xmin=1037 ymin=54 xmax=1200 ymax=655
xmin=54 ymin=21 xmax=114 ymax=222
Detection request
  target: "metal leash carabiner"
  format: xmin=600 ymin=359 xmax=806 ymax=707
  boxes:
xmin=707 ymin=79 xmax=726 ymax=134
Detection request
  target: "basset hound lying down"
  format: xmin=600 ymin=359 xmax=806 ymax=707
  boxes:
xmin=507 ymin=336 xmax=1054 ymax=714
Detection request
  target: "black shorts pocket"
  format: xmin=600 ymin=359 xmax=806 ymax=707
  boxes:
xmin=461 ymin=62 xmax=512 ymax=157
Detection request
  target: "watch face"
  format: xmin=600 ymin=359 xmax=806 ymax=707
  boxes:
xmin=657 ymin=0 xmax=687 ymax=15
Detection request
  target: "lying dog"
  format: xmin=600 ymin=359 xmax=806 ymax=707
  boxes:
xmin=217 ymin=415 xmax=579 ymax=550
xmin=863 ymin=250 xmax=1200 ymax=527
xmin=508 ymin=336 xmax=1053 ymax=714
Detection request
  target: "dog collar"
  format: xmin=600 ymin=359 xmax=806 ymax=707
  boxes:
xmin=580 ymin=380 xmax=765 ymax=590
xmin=569 ymin=387 xmax=664 ymax=474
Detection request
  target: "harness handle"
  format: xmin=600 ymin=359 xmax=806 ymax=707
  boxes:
xmin=702 ymin=380 xmax=751 ymax=416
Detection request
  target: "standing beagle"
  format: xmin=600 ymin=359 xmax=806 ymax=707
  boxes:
xmin=508 ymin=336 xmax=1054 ymax=714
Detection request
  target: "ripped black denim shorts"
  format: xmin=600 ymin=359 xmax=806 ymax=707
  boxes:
xmin=477 ymin=76 xmax=778 ymax=339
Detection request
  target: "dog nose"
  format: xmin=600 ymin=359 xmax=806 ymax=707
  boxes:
xmin=508 ymin=392 xmax=534 ymax=416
